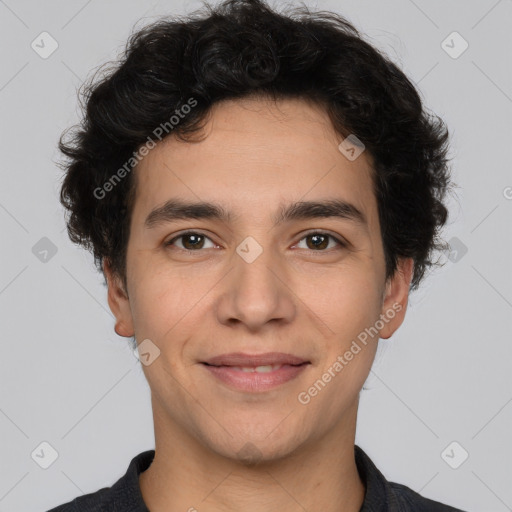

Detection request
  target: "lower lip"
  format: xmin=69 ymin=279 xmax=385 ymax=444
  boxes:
xmin=202 ymin=363 xmax=309 ymax=392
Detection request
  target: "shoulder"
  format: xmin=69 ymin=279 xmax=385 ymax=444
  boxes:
xmin=46 ymin=486 xmax=112 ymax=512
xmin=354 ymin=445 xmax=467 ymax=512
xmin=388 ymin=481 xmax=466 ymax=511
xmin=45 ymin=450 xmax=155 ymax=512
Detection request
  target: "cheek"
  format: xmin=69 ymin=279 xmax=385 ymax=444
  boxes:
xmin=302 ymin=261 xmax=383 ymax=335
xmin=301 ymin=273 xmax=381 ymax=412
xmin=128 ymin=262 xmax=197 ymax=341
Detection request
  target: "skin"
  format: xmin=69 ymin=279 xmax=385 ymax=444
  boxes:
xmin=104 ymin=95 xmax=413 ymax=512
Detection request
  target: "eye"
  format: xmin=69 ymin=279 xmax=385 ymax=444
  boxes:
xmin=165 ymin=232 xmax=216 ymax=251
xmin=165 ymin=230 xmax=346 ymax=253
xmin=294 ymin=231 xmax=346 ymax=252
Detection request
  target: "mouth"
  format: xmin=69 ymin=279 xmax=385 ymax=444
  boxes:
xmin=202 ymin=362 xmax=308 ymax=373
xmin=202 ymin=351 xmax=309 ymax=367
xmin=200 ymin=353 xmax=311 ymax=392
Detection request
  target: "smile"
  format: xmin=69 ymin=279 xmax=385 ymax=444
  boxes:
xmin=201 ymin=362 xmax=309 ymax=392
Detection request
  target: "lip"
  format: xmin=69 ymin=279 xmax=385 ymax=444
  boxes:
xmin=202 ymin=352 xmax=308 ymax=367
xmin=202 ymin=362 xmax=309 ymax=392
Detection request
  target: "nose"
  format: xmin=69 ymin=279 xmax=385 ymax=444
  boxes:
xmin=214 ymin=243 xmax=296 ymax=332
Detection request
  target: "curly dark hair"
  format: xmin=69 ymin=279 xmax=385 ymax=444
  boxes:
xmin=58 ymin=0 xmax=454 ymax=293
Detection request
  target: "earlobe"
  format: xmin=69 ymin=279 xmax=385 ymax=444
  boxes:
xmin=379 ymin=258 xmax=414 ymax=340
xmin=103 ymin=259 xmax=135 ymax=338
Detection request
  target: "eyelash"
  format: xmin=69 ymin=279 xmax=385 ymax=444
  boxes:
xmin=165 ymin=230 xmax=346 ymax=254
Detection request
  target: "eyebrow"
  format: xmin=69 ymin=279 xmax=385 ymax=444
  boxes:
xmin=144 ymin=198 xmax=367 ymax=230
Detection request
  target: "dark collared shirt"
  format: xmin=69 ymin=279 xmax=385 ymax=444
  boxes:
xmin=47 ymin=445 xmax=466 ymax=511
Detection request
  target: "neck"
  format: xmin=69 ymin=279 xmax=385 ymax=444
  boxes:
xmin=139 ymin=399 xmax=365 ymax=512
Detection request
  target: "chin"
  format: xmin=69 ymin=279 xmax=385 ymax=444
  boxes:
xmin=199 ymin=418 xmax=310 ymax=465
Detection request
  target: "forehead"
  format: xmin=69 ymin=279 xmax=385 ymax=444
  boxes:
xmin=132 ymin=96 xmax=378 ymax=230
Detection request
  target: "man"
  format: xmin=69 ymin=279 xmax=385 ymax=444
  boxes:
xmin=49 ymin=0 xmax=464 ymax=510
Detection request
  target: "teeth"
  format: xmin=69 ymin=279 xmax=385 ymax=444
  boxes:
xmin=230 ymin=364 xmax=283 ymax=373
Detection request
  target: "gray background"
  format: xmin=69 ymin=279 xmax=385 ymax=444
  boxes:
xmin=0 ymin=0 xmax=511 ymax=511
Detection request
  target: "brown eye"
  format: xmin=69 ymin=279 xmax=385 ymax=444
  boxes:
xmin=296 ymin=232 xmax=345 ymax=251
xmin=166 ymin=232 xmax=215 ymax=251
xmin=306 ymin=233 xmax=329 ymax=250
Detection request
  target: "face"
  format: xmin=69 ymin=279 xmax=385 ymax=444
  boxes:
xmin=106 ymin=96 xmax=413 ymax=462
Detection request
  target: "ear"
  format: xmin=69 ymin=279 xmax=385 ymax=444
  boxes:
xmin=103 ymin=259 xmax=134 ymax=338
xmin=379 ymin=257 xmax=414 ymax=340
